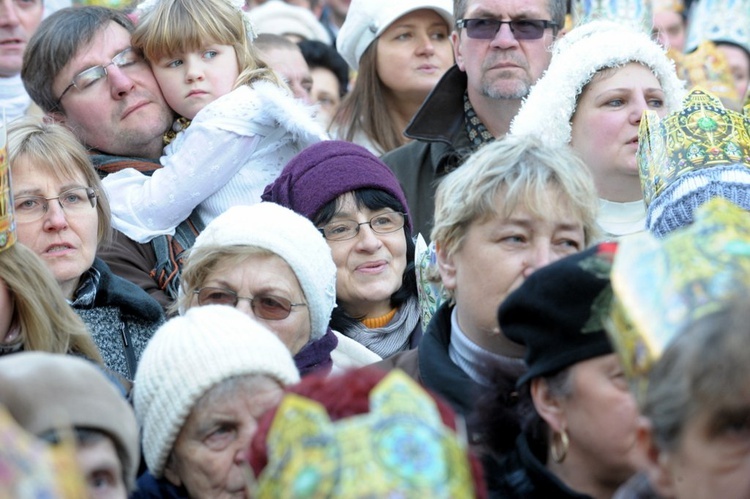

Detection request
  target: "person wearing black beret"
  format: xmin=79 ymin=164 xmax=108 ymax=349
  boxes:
xmin=479 ymin=242 xmax=641 ymax=499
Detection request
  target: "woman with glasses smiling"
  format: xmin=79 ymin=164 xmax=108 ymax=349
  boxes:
xmin=7 ymin=117 xmax=164 ymax=381
xmin=263 ymin=141 xmax=421 ymax=359
xmin=177 ymin=202 xmax=380 ymax=376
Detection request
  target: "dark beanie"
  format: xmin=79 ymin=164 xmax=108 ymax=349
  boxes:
xmin=262 ymin=140 xmax=412 ymax=230
xmin=500 ymin=242 xmax=617 ymax=386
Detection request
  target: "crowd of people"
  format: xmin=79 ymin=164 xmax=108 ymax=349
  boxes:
xmin=1 ymin=0 xmax=750 ymax=496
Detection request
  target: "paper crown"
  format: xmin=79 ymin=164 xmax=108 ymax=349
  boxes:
xmin=607 ymin=198 xmax=750 ymax=399
xmin=669 ymin=41 xmax=742 ymax=109
xmin=254 ymin=370 xmax=474 ymax=498
xmin=0 ymin=122 xmax=15 ymax=253
xmin=638 ymin=88 xmax=750 ymax=208
xmin=652 ymin=0 xmax=685 ymax=13
xmin=685 ymin=0 xmax=750 ymax=55
xmin=570 ymin=0 xmax=653 ymax=33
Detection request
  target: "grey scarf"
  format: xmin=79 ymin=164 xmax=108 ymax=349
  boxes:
xmin=342 ymin=296 xmax=420 ymax=358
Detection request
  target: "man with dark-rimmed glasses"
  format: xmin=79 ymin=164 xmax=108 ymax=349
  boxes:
xmin=382 ymin=0 xmax=566 ymax=239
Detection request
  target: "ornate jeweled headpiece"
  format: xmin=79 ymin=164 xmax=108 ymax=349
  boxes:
xmin=0 ymin=121 xmax=15 ymax=253
xmin=685 ymin=0 xmax=750 ymax=55
xmin=652 ymin=0 xmax=685 ymax=13
xmin=254 ymin=371 xmax=474 ymax=498
xmin=570 ymin=0 xmax=653 ymax=33
xmin=669 ymin=41 xmax=742 ymax=109
xmin=638 ymin=88 xmax=750 ymax=208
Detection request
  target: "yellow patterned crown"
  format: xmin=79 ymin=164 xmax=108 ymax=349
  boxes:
xmin=0 ymin=121 xmax=15 ymax=253
xmin=638 ymin=88 xmax=750 ymax=208
xmin=653 ymin=0 xmax=684 ymax=12
xmin=571 ymin=0 xmax=653 ymax=32
xmin=253 ymin=370 xmax=474 ymax=498
xmin=669 ymin=41 xmax=741 ymax=109
xmin=607 ymin=198 xmax=750 ymax=399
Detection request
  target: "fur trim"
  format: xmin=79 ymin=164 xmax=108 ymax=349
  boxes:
xmin=510 ymin=21 xmax=686 ymax=146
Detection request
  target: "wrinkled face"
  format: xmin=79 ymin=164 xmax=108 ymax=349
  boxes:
xmin=558 ymin=354 xmax=640 ymax=490
xmin=152 ymin=44 xmax=240 ymax=120
xmin=0 ymin=0 xmax=43 ymax=77
xmin=12 ymin=158 xmax=99 ymax=300
xmin=324 ymin=193 xmax=407 ymax=320
xmin=375 ymin=9 xmax=453 ymax=101
xmin=651 ymin=11 xmax=686 ymax=52
xmin=309 ymin=66 xmax=341 ymax=127
xmin=165 ymin=377 xmax=283 ymax=499
xmin=76 ymin=437 xmax=127 ymax=499
xmin=570 ymin=63 xmax=666 ymax=201
xmin=0 ymin=278 xmax=15 ymax=344
xmin=717 ymin=43 xmax=750 ymax=101
xmin=52 ymin=22 xmax=173 ymax=159
xmin=260 ymin=47 xmax=313 ymax=104
xmin=191 ymin=254 xmax=312 ymax=355
xmin=453 ymin=0 xmax=555 ymax=104
xmin=438 ymin=190 xmax=585 ymax=354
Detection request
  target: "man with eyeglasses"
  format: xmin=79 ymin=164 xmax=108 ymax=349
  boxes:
xmin=21 ymin=7 xmax=182 ymax=311
xmin=381 ymin=0 xmax=566 ymax=239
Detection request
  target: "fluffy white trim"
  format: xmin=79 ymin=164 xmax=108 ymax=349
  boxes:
xmin=510 ymin=21 xmax=686 ymax=147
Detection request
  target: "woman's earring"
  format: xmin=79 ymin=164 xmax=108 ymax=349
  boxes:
xmin=551 ymin=428 xmax=569 ymax=463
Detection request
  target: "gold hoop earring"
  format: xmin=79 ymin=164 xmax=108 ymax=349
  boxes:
xmin=551 ymin=429 xmax=569 ymax=463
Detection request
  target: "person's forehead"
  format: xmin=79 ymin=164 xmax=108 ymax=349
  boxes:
xmin=463 ymin=0 xmax=550 ymax=18
xmin=57 ymin=22 xmax=131 ymax=83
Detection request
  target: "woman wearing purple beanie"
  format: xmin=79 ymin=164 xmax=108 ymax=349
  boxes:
xmin=263 ymin=141 xmax=421 ymax=358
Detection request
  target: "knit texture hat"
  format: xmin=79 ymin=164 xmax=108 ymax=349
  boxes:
xmin=248 ymin=0 xmax=332 ymax=44
xmin=134 ymin=305 xmax=300 ymax=478
xmin=336 ymin=0 xmax=453 ymax=69
xmin=500 ymin=243 xmax=617 ymax=386
xmin=510 ymin=20 xmax=685 ymax=145
xmin=262 ymin=140 xmax=412 ymax=231
xmin=0 ymin=352 xmax=140 ymax=488
xmin=189 ymin=202 xmax=336 ymax=341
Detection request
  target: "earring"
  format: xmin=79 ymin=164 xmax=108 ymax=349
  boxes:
xmin=551 ymin=429 xmax=569 ymax=463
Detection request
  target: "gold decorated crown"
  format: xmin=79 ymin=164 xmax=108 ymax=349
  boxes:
xmin=653 ymin=0 xmax=684 ymax=12
xmin=607 ymin=198 xmax=750 ymax=399
xmin=669 ymin=41 xmax=741 ymax=109
xmin=0 ymin=121 xmax=15 ymax=253
xmin=638 ymin=88 xmax=750 ymax=207
xmin=253 ymin=371 xmax=474 ymax=498
xmin=571 ymin=0 xmax=653 ymax=32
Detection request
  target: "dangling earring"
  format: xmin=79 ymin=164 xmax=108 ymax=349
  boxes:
xmin=551 ymin=429 xmax=569 ymax=463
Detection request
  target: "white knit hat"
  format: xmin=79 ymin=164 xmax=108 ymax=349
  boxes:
xmin=336 ymin=0 xmax=453 ymax=70
xmin=248 ymin=0 xmax=332 ymax=44
xmin=510 ymin=21 xmax=686 ymax=145
xmin=188 ymin=202 xmax=337 ymax=342
xmin=133 ymin=305 xmax=300 ymax=477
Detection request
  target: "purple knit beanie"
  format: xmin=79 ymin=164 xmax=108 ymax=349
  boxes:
xmin=262 ymin=140 xmax=412 ymax=230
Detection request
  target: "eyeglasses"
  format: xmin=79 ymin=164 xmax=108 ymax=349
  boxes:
xmin=455 ymin=19 xmax=558 ymax=40
xmin=194 ymin=287 xmax=307 ymax=320
xmin=14 ymin=187 xmax=98 ymax=223
xmin=319 ymin=212 xmax=407 ymax=241
xmin=56 ymin=47 xmax=144 ymax=106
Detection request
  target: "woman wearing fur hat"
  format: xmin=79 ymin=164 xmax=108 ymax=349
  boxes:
xmin=177 ymin=202 xmax=380 ymax=375
xmin=263 ymin=141 xmax=421 ymax=359
xmin=511 ymin=21 xmax=685 ymax=239
xmin=132 ymin=305 xmax=301 ymax=498
xmin=332 ymin=0 xmax=454 ymax=155
xmin=481 ymin=242 xmax=641 ymax=498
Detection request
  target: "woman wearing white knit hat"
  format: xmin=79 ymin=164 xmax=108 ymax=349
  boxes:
xmin=176 ymin=202 xmax=380 ymax=376
xmin=510 ymin=20 xmax=685 ymax=239
xmin=133 ymin=305 xmax=300 ymax=498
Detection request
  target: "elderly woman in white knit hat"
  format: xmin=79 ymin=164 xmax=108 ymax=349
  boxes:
xmin=331 ymin=0 xmax=454 ymax=155
xmin=132 ymin=305 xmax=301 ymax=498
xmin=176 ymin=202 xmax=380 ymax=376
xmin=510 ymin=20 xmax=685 ymax=239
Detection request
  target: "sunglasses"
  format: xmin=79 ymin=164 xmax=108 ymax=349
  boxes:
xmin=194 ymin=287 xmax=307 ymax=320
xmin=455 ymin=19 xmax=558 ymax=40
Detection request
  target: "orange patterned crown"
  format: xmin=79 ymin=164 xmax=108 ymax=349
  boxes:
xmin=638 ymin=88 xmax=750 ymax=208
xmin=0 ymin=121 xmax=15 ymax=253
xmin=669 ymin=41 xmax=741 ymax=109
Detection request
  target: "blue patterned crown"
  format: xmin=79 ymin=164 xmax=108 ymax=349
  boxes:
xmin=571 ymin=0 xmax=653 ymax=32
xmin=685 ymin=0 xmax=750 ymax=55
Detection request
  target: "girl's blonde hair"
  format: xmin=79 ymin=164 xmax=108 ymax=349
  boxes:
xmin=132 ymin=0 xmax=282 ymax=89
xmin=0 ymin=244 xmax=103 ymax=363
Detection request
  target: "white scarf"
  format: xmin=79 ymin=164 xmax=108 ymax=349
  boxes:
xmin=0 ymin=75 xmax=32 ymax=123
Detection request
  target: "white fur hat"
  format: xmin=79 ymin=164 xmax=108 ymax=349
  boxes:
xmin=188 ymin=202 xmax=337 ymax=342
xmin=336 ymin=0 xmax=453 ymax=69
xmin=134 ymin=305 xmax=300 ymax=477
xmin=510 ymin=21 xmax=686 ymax=146
xmin=248 ymin=0 xmax=332 ymax=44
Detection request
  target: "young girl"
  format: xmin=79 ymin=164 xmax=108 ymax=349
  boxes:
xmin=101 ymin=0 xmax=327 ymax=243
